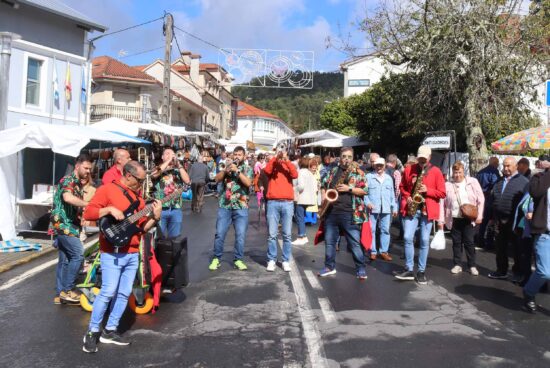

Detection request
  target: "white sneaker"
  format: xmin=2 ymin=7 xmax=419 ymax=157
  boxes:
xmin=266 ymin=260 xmax=276 ymax=272
xmin=301 ymin=237 xmax=309 ymax=245
xmin=291 ymin=239 xmax=303 ymax=245
xmin=282 ymin=261 xmax=291 ymax=272
xmin=451 ymin=265 xmax=463 ymax=274
xmin=470 ymin=267 xmax=479 ymax=276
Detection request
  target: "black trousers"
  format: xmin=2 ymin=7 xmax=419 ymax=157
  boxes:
xmin=451 ymin=218 xmax=476 ymax=268
xmin=495 ymin=219 xmax=519 ymax=274
xmin=518 ymin=236 xmax=534 ymax=280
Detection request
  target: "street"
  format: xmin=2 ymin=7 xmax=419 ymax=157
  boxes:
xmin=1 ymin=197 xmax=549 ymax=368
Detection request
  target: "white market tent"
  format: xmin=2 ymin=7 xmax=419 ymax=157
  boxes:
xmin=300 ymin=136 xmax=369 ymax=148
xmin=0 ymin=124 xmax=146 ymax=241
xmin=295 ymin=129 xmax=349 ymax=140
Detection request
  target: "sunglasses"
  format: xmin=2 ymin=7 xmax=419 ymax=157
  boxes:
xmin=341 ymin=155 xmax=353 ymax=159
xmin=130 ymin=173 xmax=146 ymax=184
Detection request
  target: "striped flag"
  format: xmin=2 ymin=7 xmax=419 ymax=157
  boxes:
xmin=80 ymin=67 xmax=86 ymax=105
xmin=65 ymin=61 xmax=72 ymax=102
xmin=52 ymin=64 xmax=60 ymax=103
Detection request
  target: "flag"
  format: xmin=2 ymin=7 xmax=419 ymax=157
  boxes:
xmin=52 ymin=64 xmax=59 ymax=103
xmin=65 ymin=62 xmax=72 ymax=102
xmin=80 ymin=67 xmax=86 ymax=105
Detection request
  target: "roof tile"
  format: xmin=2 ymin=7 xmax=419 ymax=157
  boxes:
xmin=92 ymin=56 xmax=156 ymax=83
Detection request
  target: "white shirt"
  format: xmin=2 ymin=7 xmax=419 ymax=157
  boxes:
xmin=452 ymin=180 xmax=470 ymax=218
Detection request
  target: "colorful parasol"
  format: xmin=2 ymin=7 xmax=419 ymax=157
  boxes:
xmin=491 ymin=126 xmax=550 ymax=153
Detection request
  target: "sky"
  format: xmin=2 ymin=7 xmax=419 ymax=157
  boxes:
xmin=61 ymin=0 xmax=376 ymax=74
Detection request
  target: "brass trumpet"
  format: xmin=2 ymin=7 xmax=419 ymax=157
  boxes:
xmin=176 ymin=150 xmax=185 ymax=161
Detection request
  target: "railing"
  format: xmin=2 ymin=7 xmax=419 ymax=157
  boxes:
xmin=172 ymin=120 xmax=201 ymax=132
xmin=90 ymin=104 xmax=159 ymax=122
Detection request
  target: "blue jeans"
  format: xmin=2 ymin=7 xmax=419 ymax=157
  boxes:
xmin=89 ymin=252 xmax=139 ymax=333
xmin=213 ymin=208 xmax=249 ymax=260
xmin=267 ymin=200 xmax=294 ymax=262
xmin=370 ymin=213 xmax=391 ymax=254
xmin=160 ymin=208 xmax=183 ymax=239
xmin=54 ymin=235 xmax=84 ymax=292
xmin=295 ymin=204 xmax=307 ymax=237
xmin=403 ymin=212 xmax=433 ymax=272
xmin=324 ymin=212 xmax=365 ymax=271
xmin=524 ymin=234 xmax=550 ymax=298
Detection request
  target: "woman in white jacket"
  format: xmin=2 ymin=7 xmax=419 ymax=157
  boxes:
xmin=293 ymin=157 xmax=318 ymax=245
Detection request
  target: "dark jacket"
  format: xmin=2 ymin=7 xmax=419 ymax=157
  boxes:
xmin=476 ymin=165 xmax=500 ymax=194
xmin=529 ymin=170 xmax=550 ymax=234
xmin=189 ymin=162 xmax=210 ymax=184
xmin=491 ymin=173 xmax=529 ymax=222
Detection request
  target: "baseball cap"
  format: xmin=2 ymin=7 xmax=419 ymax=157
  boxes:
xmin=374 ymin=157 xmax=386 ymax=166
xmin=417 ymin=145 xmax=431 ymax=159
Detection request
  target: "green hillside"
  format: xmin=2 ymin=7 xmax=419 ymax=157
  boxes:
xmin=232 ymin=72 xmax=343 ymax=133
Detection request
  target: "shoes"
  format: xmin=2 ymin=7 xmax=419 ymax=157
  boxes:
xmin=369 ymin=253 xmax=377 ymax=261
xmin=266 ymin=260 xmax=276 ymax=272
xmin=209 ymin=258 xmax=221 ymax=271
xmin=415 ymin=271 xmax=428 ymax=285
xmin=394 ymin=270 xmax=415 ymax=281
xmin=318 ymin=267 xmax=337 ymax=277
xmin=523 ymin=293 xmax=537 ymax=313
xmin=469 ymin=267 xmax=479 ymax=276
xmin=53 ymin=296 xmax=61 ymax=305
xmin=60 ymin=290 xmax=80 ymax=304
xmin=379 ymin=253 xmax=392 ymax=261
xmin=99 ymin=329 xmax=130 ymax=346
xmin=356 ymin=268 xmax=368 ymax=280
xmin=82 ymin=330 xmax=100 ymax=353
xmin=451 ymin=265 xmax=463 ymax=274
xmin=488 ymin=271 xmax=508 ymax=280
xmin=233 ymin=259 xmax=248 ymax=271
xmin=291 ymin=238 xmax=308 ymax=246
xmin=510 ymin=273 xmax=524 ymax=284
xmin=282 ymin=261 xmax=291 ymax=272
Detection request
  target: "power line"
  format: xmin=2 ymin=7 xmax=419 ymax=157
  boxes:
xmin=119 ymin=46 xmax=164 ymax=59
xmin=89 ymin=16 xmax=165 ymax=42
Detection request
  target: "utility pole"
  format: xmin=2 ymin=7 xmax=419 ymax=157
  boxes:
xmin=0 ymin=32 xmax=20 ymax=131
xmin=161 ymin=13 xmax=173 ymax=125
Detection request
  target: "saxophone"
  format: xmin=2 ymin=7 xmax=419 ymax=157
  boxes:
xmin=319 ymin=162 xmax=358 ymax=219
xmin=406 ymin=165 xmax=427 ymax=216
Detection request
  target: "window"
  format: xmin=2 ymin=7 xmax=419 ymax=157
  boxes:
xmin=26 ymin=58 xmax=43 ymax=106
xmin=348 ymin=79 xmax=370 ymax=87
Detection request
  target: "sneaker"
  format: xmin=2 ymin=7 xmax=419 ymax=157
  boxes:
xmin=318 ymin=267 xmax=336 ymax=277
xmin=53 ymin=296 xmax=61 ymax=305
xmin=82 ymin=330 xmax=100 ymax=353
xmin=291 ymin=238 xmax=304 ymax=245
xmin=99 ymin=329 xmax=130 ymax=346
xmin=469 ymin=267 xmax=479 ymax=276
xmin=233 ymin=259 xmax=248 ymax=271
xmin=523 ymin=293 xmax=537 ymax=313
xmin=488 ymin=271 xmax=508 ymax=280
xmin=60 ymin=290 xmax=79 ymax=304
xmin=266 ymin=260 xmax=276 ymax=272
xmin=451 ymin=265 xmax=463 ymax=274
xmin=415 ymin=271 xmax=428 ymax=285
xmin=394 ymin=270 xmax=415 ymax=281
xmin=282 ymin=261 xmax=291 ymax=272
xmin=208 ymin=258 xmax=221 ymax=271
xmin=356 ymin=268 xmax=368 ymax=280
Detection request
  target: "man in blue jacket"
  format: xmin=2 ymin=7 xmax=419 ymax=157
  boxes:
xmin=476 ymin=157 xmax=501 ymax=249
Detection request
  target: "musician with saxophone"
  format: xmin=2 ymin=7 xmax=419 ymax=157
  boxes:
xmin=318 ymin=147 xmax=369 ymax=279
xmin=395 ymin=145 xmax=446 ymax=284
xmin=151 ymin=146 xmax=191 ymax=239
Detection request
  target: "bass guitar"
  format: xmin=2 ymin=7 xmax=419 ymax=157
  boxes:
xmin=99 ymin=185 xmax=187 ymax=250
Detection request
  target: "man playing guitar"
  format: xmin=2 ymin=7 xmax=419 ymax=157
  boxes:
xmin=82 ymin=161 xmax=161 ymax=353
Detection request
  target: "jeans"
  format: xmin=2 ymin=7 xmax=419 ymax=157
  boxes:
xmin=295 ymin=204 xmax=307 ymax=237
xmin=160 ymin=208 xmax=183 ymax=239
xmin=403 ymin=211 xmax=433 ymax=272
xmin=213 ymin=208 xmax=249 ymax=260
xmin=324 ymin=212 xmax=365 ymax=271
xmin=89 ymin=252 xmax=139 ymax=333
xmin=451 ymin=218 xmax=476 ymax=268
xmin=191 ymin=182 xmax=206 ymax=212
xmin=523 ymin=234 xmax=550 ymax=298
xmin=267 ymin=200 xmax=294 ymax=262
xmin=370 ymin=213 xmax=391 ymax=254
xmin=55 ymin=235 xmax=84 ymax=292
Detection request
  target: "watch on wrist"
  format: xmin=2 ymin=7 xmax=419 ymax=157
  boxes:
xmin=348 ymin=188 xmax=353 ymax=193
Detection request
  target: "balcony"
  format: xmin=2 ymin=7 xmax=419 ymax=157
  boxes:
xmin=90 ymin=104 xmax=159 ymax=122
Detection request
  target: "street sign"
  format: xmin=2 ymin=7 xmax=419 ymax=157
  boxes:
xmin=422 ymin=135 xmax=452 ymax=150
xmin=546 ymin=80 xmax=550 ymax=106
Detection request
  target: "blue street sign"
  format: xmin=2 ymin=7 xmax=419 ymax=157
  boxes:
xmin=547 ymin=80 xmax=550 ymax=106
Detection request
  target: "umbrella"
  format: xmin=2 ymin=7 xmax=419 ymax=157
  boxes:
xmin=491 ymin=126 xmax=550 ymax=153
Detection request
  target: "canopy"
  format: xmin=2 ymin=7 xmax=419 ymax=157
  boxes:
xmin=91 ymin=117 xmax=169 ymax=136
xmin=300 ymin=136 xmax=368 ymax=148
xmin=153 ymin=121 xmax=212 ymax=138
xmin=295 ymin=129 xmax=349 ymax=140
xmin=491 ymin=126 xmax=550 ymax=153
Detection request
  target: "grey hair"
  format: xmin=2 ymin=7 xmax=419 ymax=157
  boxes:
xmin=123 ymin=160 xmax=145 ymax=176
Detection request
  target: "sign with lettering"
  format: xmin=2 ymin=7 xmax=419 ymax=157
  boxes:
xmin=422 ymin=136 xmax=451 ymax=150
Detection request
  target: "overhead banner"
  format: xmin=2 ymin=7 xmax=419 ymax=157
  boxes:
xmin=422 ymin=135 xmax=452 ymax=150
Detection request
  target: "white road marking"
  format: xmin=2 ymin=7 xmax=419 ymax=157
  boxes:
xmin=317 ymin=297 xmax=337 ymax=323
xmin=304 ymin=269 xmax=323 ymax=291
xmin=0 ymin=258 xmax=57 ymax=291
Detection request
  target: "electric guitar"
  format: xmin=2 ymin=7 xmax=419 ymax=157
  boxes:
xmin=99 ymin=185 xmax=187 ymax=250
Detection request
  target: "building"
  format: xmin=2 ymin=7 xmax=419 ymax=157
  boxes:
xmin=0 ymin=0 xmax=106 ymax=130
xmin=231 ymin=100 xmax=294 ymax=150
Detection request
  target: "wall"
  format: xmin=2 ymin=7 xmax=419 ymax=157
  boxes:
xmin=343 ymin=56 xmax=405 ymax=97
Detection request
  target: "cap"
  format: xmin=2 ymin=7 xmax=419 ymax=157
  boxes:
xmin=374 ymin=157 xmax=386 ymax=166
xmin=417 ymin=145 xmax=431 ymax=159
xmin=307 ymin=153 xmax=315 ymax=158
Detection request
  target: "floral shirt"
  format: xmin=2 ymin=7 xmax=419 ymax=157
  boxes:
xmin=154 ymin=168 xmax=184 ymax=209
xmin=321 ymin=165 xmax=368 ymax=224
xmin=50 ymin=172 xmax=83 ymax=237
xmin=219 ymin=164 xmax=254 ymax=210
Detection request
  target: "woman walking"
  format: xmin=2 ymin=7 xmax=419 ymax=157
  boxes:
xmin=293 ymin=157 xmax=317 ymax=245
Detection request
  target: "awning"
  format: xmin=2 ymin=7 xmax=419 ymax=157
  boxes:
xmin=300 ymin=136 xmax=368 ymax=148
xmin=295 ymin=129 xmax=349 ymax=140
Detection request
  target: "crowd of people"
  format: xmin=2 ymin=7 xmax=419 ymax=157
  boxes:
xmin=48 ymin=141 xmax=550 ymax=354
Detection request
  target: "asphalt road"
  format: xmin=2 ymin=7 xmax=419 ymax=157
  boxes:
xmin=0 ymin=196 xmax=549 ymax=368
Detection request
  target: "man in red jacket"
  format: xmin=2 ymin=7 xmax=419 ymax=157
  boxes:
xmin=264 ymin=145 xmax=298 ymax=272
xmin=395 ymin=145 xmax=446 ymax=284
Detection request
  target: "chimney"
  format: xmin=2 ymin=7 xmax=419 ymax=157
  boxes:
xmin=180 ymin=51 xmax=192 ymax=65
xmin=190 ymin=53 xmax=201 ymax=83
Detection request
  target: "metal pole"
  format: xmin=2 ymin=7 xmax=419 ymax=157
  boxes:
xmin=0 ymin=32 xmax=21 ymax=131
xmin=161 ymin=13 xmax=173 ymax=125
xmin=85 ymin=41 xmax=96 ymax=126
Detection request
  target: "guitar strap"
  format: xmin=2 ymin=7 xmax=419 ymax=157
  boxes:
xmin=112 ymin=181 xmax=140 ymax=214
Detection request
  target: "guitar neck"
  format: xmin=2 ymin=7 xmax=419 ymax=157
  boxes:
xmin=126 ymin=187 xmax=184 ymax=224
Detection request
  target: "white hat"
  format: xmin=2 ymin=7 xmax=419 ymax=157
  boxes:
xmin=417 ymin=145 xmax=431 ymax=159
xmin=307 ymin=153 xmax=315 ymax=158
xmin=374 ymin=157 xmax=386 ymax=166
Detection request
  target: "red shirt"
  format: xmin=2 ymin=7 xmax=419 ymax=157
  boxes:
xmin=399 ymin=163 xmax=446 ymax=221
xmin=102 ymin=165 xmax=122 ymax=186
xmin=264 ymin=157 xmax=298 ymax=200
xmin=83 ymin=180 xmax=148 ymax=253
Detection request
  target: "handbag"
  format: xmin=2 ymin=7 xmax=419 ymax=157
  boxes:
xmin=452 ymin=182 xmax=478 ymax=221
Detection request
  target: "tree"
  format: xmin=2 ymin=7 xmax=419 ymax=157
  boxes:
xmin=319 ymin=98 xmax=358 ymax=136
xmin=360 ymin=0 xmax=548 ymax=172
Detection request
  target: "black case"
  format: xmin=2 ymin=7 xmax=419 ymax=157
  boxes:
xmin=156 ymin=236 xmax=189 ymax=288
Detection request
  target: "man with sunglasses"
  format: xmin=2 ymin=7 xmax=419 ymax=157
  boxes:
xmin=82 ymin=161 xmax=162 ymax=352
